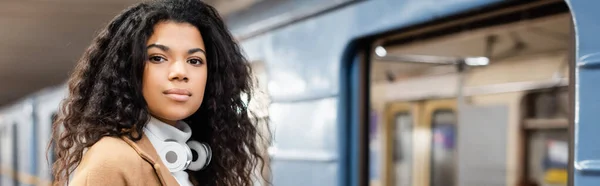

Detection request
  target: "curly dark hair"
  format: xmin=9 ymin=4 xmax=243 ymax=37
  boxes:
xmin=50 ymin=0 xmax=270 ymax=185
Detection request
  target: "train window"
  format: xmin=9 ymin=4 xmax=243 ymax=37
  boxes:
xmin=50 ymin=112 xmax=58 ymax=165
xmin=523 ymin=89 xmax=569 ymax=186
xmin=370 ymin=102 xmax=414 ymax=186
xmin=430 ymin=110 xmax=456 ymax=186
xmin=368 ymin=109 xmax=380 ymax=185
xmin=526 ymin=130 xmax=568 ymax=185
xmin=392 ymin=112 xmax=412 ymax=186
xmin=11 ymin=123 xmax=18 ymax=186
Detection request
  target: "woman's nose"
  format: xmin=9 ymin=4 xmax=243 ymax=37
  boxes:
xmin=168 ymin=60 xmax=189 ymax=82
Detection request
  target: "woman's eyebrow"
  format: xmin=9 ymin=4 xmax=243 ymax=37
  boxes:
xmin=188 ymin=48 xmax=206 ymax=55
xmin=147 ymin=44 xmax=169 ymax=51
xmin=147 ymin=44 xmax=205 ymax=55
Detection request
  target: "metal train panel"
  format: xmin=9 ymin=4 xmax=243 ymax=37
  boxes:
xmin=268 ymin=97 xmax=338 ymax=185
xmin=270 ymin=161 xmax=338 ymax=186
xmin=239 ymin=0 xmax=504 ymax=102
xmin=269 ymin=98 xmax=338 ymax=151
xmin=568 ymin=0 xmax=600 ymax=185
xmin=32 ymin=85 xmax=67 ymax=185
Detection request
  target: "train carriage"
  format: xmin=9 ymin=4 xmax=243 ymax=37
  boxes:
xmin=1 ymin=0 xmax=600 ymax=186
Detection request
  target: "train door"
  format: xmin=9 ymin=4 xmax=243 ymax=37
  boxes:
xmin=382 ymin=99 xmax=457 ymax=186
xmin=568 ymin=0 xmax=600 ymax=185
xmin=382 ymin=102 xmax=414 ymax=186
xmin=425 ymin=100 xmax=457 ymax=186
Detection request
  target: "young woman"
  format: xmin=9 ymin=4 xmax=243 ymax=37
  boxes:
xmin=50 ymin=0 xmax=269 ymax=185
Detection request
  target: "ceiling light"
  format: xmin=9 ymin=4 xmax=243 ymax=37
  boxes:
xmin=464 ymin=57 xmax=489 ymax=66
xmin=375 ymin=46 xmax=387 ymax=57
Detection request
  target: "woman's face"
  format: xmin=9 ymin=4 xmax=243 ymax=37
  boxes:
xmin=142 ymin=21 xmax=208 ymax=125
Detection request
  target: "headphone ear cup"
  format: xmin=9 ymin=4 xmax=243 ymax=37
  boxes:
xmin=159 ymin=140 xmax=192 ymax=172
xmin=187 ymin=141 xmax=212 ymax=171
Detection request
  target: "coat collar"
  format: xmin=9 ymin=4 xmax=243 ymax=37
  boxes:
xmin=121 ymin=133 xmax=180 ymax=186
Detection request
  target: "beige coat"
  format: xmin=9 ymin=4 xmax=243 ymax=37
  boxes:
xmin=70 ymin=134 xmax=182 ymax=186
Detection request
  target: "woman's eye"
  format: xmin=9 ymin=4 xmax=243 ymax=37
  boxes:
xmin=149 ymin=56 xmax=166 ymax=62
xmin=188 ymin=58 xmax=204 ymax=65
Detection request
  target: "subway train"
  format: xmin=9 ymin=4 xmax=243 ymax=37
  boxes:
xmin=2 ymin=0 xmax=600 ymax=186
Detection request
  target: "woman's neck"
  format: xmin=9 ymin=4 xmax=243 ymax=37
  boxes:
xmin=151 ymin=115 xmax=177 ymax=126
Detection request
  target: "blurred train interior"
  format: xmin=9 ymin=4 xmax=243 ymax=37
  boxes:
xmin=368 ymin=2 xmax=572 ymax=186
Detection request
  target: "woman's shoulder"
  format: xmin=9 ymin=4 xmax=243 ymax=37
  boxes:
xmin=80 ymin=136 xmax=143 ymax=168
xmin=71 ymin=136 xmax=144 ymax=185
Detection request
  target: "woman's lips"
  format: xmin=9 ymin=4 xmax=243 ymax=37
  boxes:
xmin=163 ymin=88 xmax=191 ymax=102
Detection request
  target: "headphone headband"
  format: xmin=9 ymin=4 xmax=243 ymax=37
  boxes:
xmin=144 ymin=118 xmax=211 ymax=172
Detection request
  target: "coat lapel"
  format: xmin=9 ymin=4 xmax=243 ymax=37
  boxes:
xmin=121 ymin=134 xmax=180 ymax=186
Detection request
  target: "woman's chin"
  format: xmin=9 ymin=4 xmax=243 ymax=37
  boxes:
xmin=152 ymin=108 xmax=196 ymax=122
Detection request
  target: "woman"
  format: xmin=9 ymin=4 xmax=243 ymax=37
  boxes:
xmin=50 ymin=0 xmax=269 ymax=185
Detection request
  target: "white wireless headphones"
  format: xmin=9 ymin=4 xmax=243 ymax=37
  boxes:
xmin=144 ymin=118 xmax=212 ymax=172
xmin=155 ymin=139 xmax=212 ymax=172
